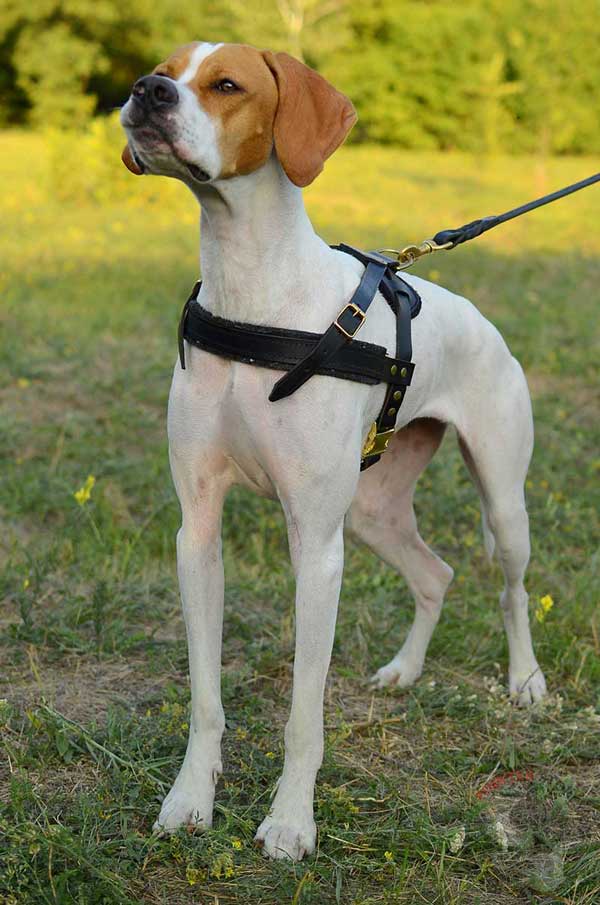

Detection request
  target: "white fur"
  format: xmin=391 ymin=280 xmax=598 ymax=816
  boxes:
xmin=177 ymin=42 xmax=221 ymax=84
xmin=123 ymin=53 xmax=547 ymax=860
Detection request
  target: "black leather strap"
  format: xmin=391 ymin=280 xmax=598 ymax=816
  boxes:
xmin=182 ymin=293 xmax=414 ymax=388
xmin=178 ymin=279 xmax=201 ymax=369
xmin=269 ymin=260 xmax=387 ymax=401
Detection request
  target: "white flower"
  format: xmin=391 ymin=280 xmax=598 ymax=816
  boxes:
xmin=449 ymin=826 xmax=466 ymax=853
xmin=494 ymin=820 xmax=509 ymax=851
xmin=483 ymin=676 xmax=503 ymax=696
xmin=580 ymin=706 xmax=600 ymax=724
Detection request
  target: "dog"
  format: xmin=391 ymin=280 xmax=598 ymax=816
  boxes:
xmin=120 ymin=41 xmax=547 ymax=861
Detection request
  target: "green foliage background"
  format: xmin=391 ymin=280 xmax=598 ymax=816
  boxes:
xmin=1 ymin=0 xmax=599 ymax=154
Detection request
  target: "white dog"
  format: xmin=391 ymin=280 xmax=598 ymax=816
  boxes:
xmin=120 ymin=41 xmax=547 ymax=861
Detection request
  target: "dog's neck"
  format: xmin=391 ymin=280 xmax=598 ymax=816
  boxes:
xmin=190 ymin=155 xmax=328 ymax=324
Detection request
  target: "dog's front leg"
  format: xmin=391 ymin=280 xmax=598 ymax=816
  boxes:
xmin=154 ymin=473 xmax=229 ymax=834
xmin=255 ymin=505 xmax=346 ymax=860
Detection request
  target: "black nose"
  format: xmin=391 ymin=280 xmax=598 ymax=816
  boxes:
xmin=132 ymin=75 xmax=178 ymax=110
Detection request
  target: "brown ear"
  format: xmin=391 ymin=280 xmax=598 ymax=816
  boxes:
xmin=262 ymin=51 xmax=356 ymax=187
xmin=121 ymin=144 xmax=143 ymax=175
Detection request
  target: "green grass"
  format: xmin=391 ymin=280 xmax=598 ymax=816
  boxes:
xmin=1 ymin=128 xmax=599 ymax=904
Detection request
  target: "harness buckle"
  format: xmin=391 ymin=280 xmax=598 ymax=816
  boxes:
xmin=334 ymin=302 xmax=366 ymax=339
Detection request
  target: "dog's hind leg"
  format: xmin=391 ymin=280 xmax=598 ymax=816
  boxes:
xmin=457 ymin=357 xmax=546 ymax=705
xmin=347 ymin=418 xmax=454 ymax=688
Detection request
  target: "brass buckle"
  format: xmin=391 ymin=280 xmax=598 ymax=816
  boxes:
xmin=334 ymin=302 xmax=366 ymax=339
xmin=361 ymin=424 xmax=395 ymax=459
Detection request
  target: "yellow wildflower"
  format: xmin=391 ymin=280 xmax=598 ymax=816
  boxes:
xmin=384 ymin=850 xmax=394 ymax=862
xmin=74 ymin=474 xmax=96 ymax=506
xmin=186 ymin=865 xmax=206 ymax=886
xmin=210 ymin=852 xmax=234 ymax=879
xmin=535 ymin=594 xmax=554 ymax=623
xmin=17 ymin=377 xmax=30 ymax=388
xmin=23 ymin=578 xmax=30 ymax=590
xmin=231 ymin=838 xmax=242 ymax=850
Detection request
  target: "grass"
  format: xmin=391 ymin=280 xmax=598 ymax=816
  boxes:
xmin=0 ymin=126 xmax=599 ymax=904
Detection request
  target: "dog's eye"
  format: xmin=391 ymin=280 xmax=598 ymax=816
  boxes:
xmin=212 ymin=78 xmax=241 ymax=93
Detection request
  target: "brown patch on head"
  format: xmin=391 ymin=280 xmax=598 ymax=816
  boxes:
xmin=185 ymin=45 xmax=279 ymax=178
xmin=169 ymin=43 xmax=355 ymax=184
xmin=152 ymin=42 xmax=202 ymax=80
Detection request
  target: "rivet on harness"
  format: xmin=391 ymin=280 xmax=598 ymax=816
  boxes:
xmin=177 ymin=244 xmax=421 ymax=471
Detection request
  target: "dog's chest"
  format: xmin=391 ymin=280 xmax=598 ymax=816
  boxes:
xmin=167 ymin=349 xmax=291 ymax=497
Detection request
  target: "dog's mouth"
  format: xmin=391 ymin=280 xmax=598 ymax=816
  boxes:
xmin=130 ymin=147 xmax=211 ymax=183
xmin=185 ymin=163 xmax=211 ymax=183
xmin=123 ymin=108 xmax=212 ymax=183
xmin=131 ymin=149 xmax=146 ymax=173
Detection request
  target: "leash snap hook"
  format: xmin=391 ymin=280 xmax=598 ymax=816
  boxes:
xmin=379 ymin=239 xmax=453 ymax=271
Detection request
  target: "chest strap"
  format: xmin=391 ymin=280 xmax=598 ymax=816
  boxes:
xmin=178 ymin=244 xmax=420 ymax=471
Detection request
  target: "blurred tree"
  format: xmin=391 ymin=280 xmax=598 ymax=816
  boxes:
xmin=495 ymin=0 xmax=600 ymax=155
xmin=15 ymin=21 xmax=108 ymax=127
xmin=467 ymin=52 xmax=521 ymax=155
xmin=324 ymin=0 xmax=505 ymax=149
xmin=221 ymin=0 xmax=350 ymax=64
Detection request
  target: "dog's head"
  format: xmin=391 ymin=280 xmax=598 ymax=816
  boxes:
xmin=120 ymin=42 xmax=356 ymax=189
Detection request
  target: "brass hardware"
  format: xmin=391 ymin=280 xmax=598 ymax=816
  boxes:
xmin=362 ymin=426 xmax=395 ymax=459
xmin=387 ymin=407 xmax=396 ymax=416
xmin=400 ymin=366 xmax=408 ymax=378
xmin=393 ymin=390 xmax=402 ymax=401
xmin=390 ymin=364 xmax=398 ymax=376
xmin=361 ymin=422 xmax=377 ymax=457
xmin=379 ymin=238 xmax=453 ymax=271
xmin=334 ymin=301 xmax=366 ymax=339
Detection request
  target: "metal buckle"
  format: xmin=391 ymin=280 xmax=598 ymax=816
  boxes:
xmin=361 ymin=425 xmax=395 ymax=459
xmin=334 ymin=302 xmax=366 ymax=339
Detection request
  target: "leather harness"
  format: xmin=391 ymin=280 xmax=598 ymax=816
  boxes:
xmin=177 ymin=244 xmax=421 ymax=471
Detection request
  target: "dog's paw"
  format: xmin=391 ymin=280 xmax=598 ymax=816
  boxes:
xmin=370 ymin=654 xmax=423 ymax=690
xmin=153 ymin=761 xmax=220 ymax=835
xmin=509 ymin=665 xmax=547 ymax=706
xmin=255 ymin=813 xmax=316 ymax=861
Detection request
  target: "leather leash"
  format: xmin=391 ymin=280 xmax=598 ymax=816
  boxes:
xmin=381 ymin=171 xmax=600 ymax=270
